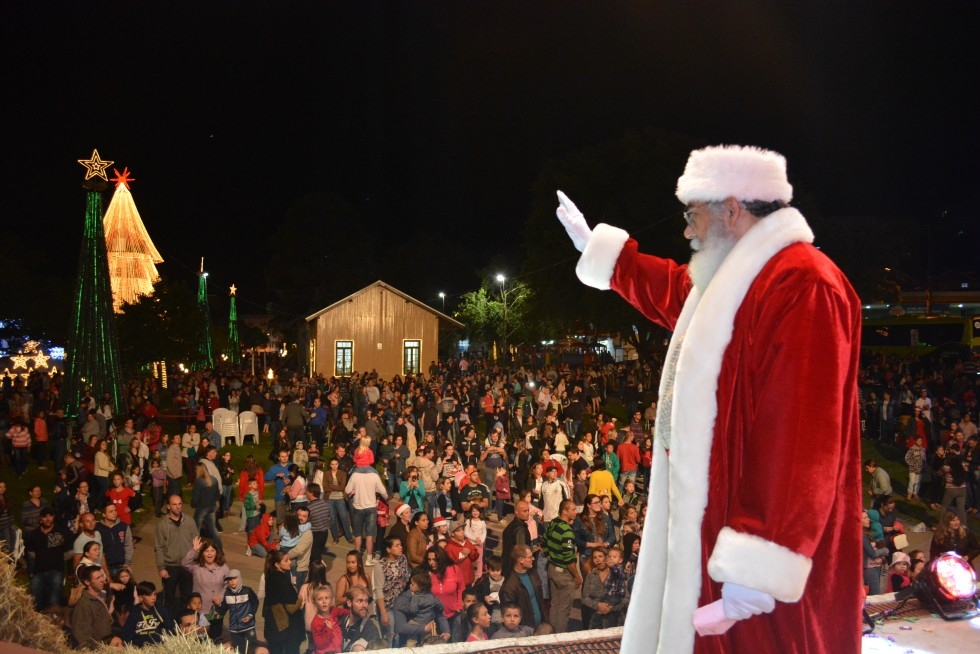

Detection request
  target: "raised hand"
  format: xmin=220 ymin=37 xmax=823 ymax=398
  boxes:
xmin=556 ymin=190 xmax=593 ymax=252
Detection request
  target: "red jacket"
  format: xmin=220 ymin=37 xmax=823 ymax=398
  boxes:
xmin=248 ymin=514 xmax=278 ymax=551
xmin=444 ymin=537 xmax=480 ymax=588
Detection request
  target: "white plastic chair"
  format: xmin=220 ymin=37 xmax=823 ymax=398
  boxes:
xmin=239 ymin=410 xmax=259 ymax=446
xmin=212 ymin=408 xmax=241 ymax=446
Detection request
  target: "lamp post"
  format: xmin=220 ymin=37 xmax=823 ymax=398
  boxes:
xmin=496 ymin=274 xmax=509 ymax=364
xmin=439 ymin=292 xmax=446 ymax=312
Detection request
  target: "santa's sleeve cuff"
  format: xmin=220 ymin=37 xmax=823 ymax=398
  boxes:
xmin=707 ymin=526 xmax=812 ymax=603
xmin=575 ymin=223 xmax=629 ymax=290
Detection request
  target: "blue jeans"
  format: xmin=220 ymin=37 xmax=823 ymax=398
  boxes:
xmin=351 ymin=507 xmax=378 ymax=539
xmin=195 ymin=508 xmax=223 ymax=552
xmin=250 ymin=544 xmax=269 ymax=557
xmin=329 ymin=498 xmax=353 ymax=541
xmin=30 ymin=568 xmax=64 ymax=611
xmin=13 ymin=447 xmax=28 ymax=476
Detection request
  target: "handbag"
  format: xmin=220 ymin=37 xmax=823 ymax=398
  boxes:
xmin=68 ymin=583 xmax=84 ymax=607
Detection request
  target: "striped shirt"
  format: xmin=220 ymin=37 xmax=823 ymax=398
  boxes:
xmin=307 ymin=497 xmax=331 ymax=532
xmin=543 ymin=518 xmax=577 ymax=568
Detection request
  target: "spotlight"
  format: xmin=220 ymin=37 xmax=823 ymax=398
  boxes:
xmin=910 ymin=552 xmax=979 ymax=620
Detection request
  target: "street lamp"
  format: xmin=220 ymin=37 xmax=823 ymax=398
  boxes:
xmin=496 ymin=274 xmax=509 ymax=363
xmin=438 ymin=292 xmax=445 ymax=312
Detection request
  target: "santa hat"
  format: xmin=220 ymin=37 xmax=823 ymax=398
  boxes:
xmin=394 ymin=503 xmax=411 ymax=518
xmin=433 ymin=515 xmax=448 ymax=528
xmin=675 ymin=145 xmax=793 ymax=205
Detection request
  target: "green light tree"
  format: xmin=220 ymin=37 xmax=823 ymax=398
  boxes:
xmin=63 ymin=150 xmax=126 ymax=418
xmin=197 ymin=259 xmax=214 ymax=369
xmin=227 ymin=284 xmax=241 ymax=364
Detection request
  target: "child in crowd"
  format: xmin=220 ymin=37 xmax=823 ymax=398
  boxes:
xmin=353 ymin=436 xmax=375 ymax=470
xmin=451 ymin=588 xmax=479 ymax=643
xmin=111 ymin=567 xmax=137 ymax=626
xmin=128 ymin=464 xmax=144 ymax=513
xmin=472 ymin=555 xmax=505 ymax=628
xmin=621 ymin=479 xmax=640 ymax=507
xmin=293 ymin=441 xmax=309 ymax=470
xmin=464 ymin=506 xmax=488 ymax=576
xmin=121 ymin=581 xmax=171 ymax=647
xmin=216 ymin=569 xmax=259 ymax=654
xmin=244 ymin=479 xmax=262 ymax=534
xmin=432 ymin=516 xmax=450 ymax=545
xmin=888 ymin=552 xmax=912 ymax=593
xmin=150 ymin=458 xmax=167 ymax=517
xmin=307 ymin=441 xmax=320 ymax=479
xmin=185 ymin=592 xmax=211 ymax=638
xmin=106 ymin=472 xmax=135 ymax=525
xmin=392 ymin=572 xmax=450 ymax=647
xmin=491 ymin=602 xmax=534 ymax=639
xmin=494 ymin=467 xmax=512 ymax=521
xmin=465 ymin=602 xmax=492 ymax=642
xmin=310 ymin=584 xmax=346 ymax=654
xmin=247 ymin=507 xmax=277 ymax=557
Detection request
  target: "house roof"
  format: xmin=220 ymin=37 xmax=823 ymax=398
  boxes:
xmin=305 ymin=280 xmax=464 ymax=329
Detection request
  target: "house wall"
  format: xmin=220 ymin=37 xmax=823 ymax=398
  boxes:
xmin=311 ymin=285 xmax=441 ymax=379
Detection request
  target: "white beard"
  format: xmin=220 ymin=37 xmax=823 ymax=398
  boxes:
xmin=688 ymin=220 xmax=737 ymax=292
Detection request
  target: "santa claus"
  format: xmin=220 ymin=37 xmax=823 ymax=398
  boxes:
xmin=557 ymin=145 xmax=862 ymax=654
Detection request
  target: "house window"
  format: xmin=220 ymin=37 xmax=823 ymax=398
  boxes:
xmin=335 ymin=340 xmax=353 ymax=377
xmin=403 ymin=339 xmax=421 ymax=375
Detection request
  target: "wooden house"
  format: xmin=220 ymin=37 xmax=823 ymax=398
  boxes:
xmin=306 ymin=281 xmax=464 ymax=379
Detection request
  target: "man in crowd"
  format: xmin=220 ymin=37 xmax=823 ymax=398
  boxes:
xmin=557 ymin=144 xmax=862 ymax=653
xmin=72 ymin=512 xmax=108 ymax=577
xmin=283 ymin=395 xmax=310 ymax=446
xmin=865 ymin=459 xmax=893 ymax=510
xmin=165 ymin=434 xmax=183 ymax=500
xmin=499 ymin=544 xmax=549 ymax=633
xmin=459 ymin=464 xmax=491 ymax=514
xmin=71 ymin=565 xmax=123 ymax=649
xmin=345 ymin=461 xmax=387 ymax=566
xmin=265 ymin=449 xmax=292 ymax=526
xmin=306 ymin=482 xmax=331 ymax=561
xmin=543 ymin=499 xmax=582 ymax=633
xmin=25 ymin=507 xmax=73 ymax=611
xmin=95 ymin=503 xmax=133 ymax=579
xmin=501 ymin=499 xmax=533 ymax=577
xmin=154 ymin=494 xmax=198 ymax=616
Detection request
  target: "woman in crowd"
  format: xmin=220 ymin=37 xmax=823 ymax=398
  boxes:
xmin=930 ymin=509 xmax=980 ymax=565
xmin=334 ymin=550 xmax=373 ymax=608
xmin=262 ymin=551 xmax=306 ymax=654
xmin=286 ymin=464 xmax=308 ymax=511
xmin=407 ymin=511 xmax=431 ymax=571
xmin=182 ymin=536 xmax=230 ymax=639
xmin=862 ymin=510 xmax=890 ymax=595
xmin=191 ymin=461 xmax=222 ymax=550
xmin=574 ymin=494 xmax=617 ymax=572
xmin=373 ymin=535 xmax=412 ymax=645
xmin=218 ymin=450 xmax=236 ymax=524
xmin=93 ymin=438 xmax=114 ymax=509
xmin=323 ymin=458 xmax=354 ymax=544
xmin=399 ymin=467 xmax=427 ymax=516
xmin=427 ymin=546 xmax=464 ymax=637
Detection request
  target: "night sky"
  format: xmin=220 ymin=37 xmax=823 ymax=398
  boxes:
xmin=4 ymin=1 xmax=978 ymax=317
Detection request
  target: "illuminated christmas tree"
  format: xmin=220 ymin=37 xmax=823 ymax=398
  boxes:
xmin=63 ymin=149 xmax=126 ymax=418
xmin=103 ymin=167 xmax=163 ymax=312
xmin=197 ymin=258 xmax=215 ymax=369
xmin=228 ymin=284 xmax=241 ymax=364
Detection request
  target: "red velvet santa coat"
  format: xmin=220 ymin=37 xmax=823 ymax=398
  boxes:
xmin=576 ymin=209 xmax=862 ymax=654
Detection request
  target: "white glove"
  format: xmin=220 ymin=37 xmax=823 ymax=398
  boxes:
xmin=556 ymin=190 xmax=593 ymax=252
xmin=721 ymin=582 xmax=776 ymax=621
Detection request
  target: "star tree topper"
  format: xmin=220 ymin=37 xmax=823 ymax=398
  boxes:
xmin=78 ymin=148 xmax=114 ymax=181
xmin=110 ymin=166 xmax=135 ymax=189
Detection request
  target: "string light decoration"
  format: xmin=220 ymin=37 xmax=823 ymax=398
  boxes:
xmin=103 ymin=167 xmax=163 ymax=312
xmin=4 ymin=341 xmax=53 ymax=380
xmin=77 ymin=149 xmax=114 ymax=181
xmin=197 ymin=258 xmax=214 ymax=369
xmin=62 ymin=154 xmax=126 ymax=418
xmin=227 ymin=284 xmax=241 ymax=364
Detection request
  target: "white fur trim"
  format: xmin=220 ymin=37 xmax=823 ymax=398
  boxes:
xmin=621 ymin=208 xmax=814 ymax=654
xmin=575 ymin=223 xmax=629 ymax=290
xmin=676 ymin=145 xmax=793 ymax=204
xmin=708 ymin=527 xmax=813 ymax=602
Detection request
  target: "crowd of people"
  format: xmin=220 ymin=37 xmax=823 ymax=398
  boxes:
xmin=859 ymin=351 xmax=980 ymax=597
xmin=1 ymin=356 xmax=651 ymax=652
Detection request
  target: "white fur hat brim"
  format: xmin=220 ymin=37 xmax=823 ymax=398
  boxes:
xmin=676 ymin=145 xmax=793 ymax=204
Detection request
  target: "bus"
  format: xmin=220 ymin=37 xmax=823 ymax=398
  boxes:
xmin=861 ymin=315 xmax=980 ymax=356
